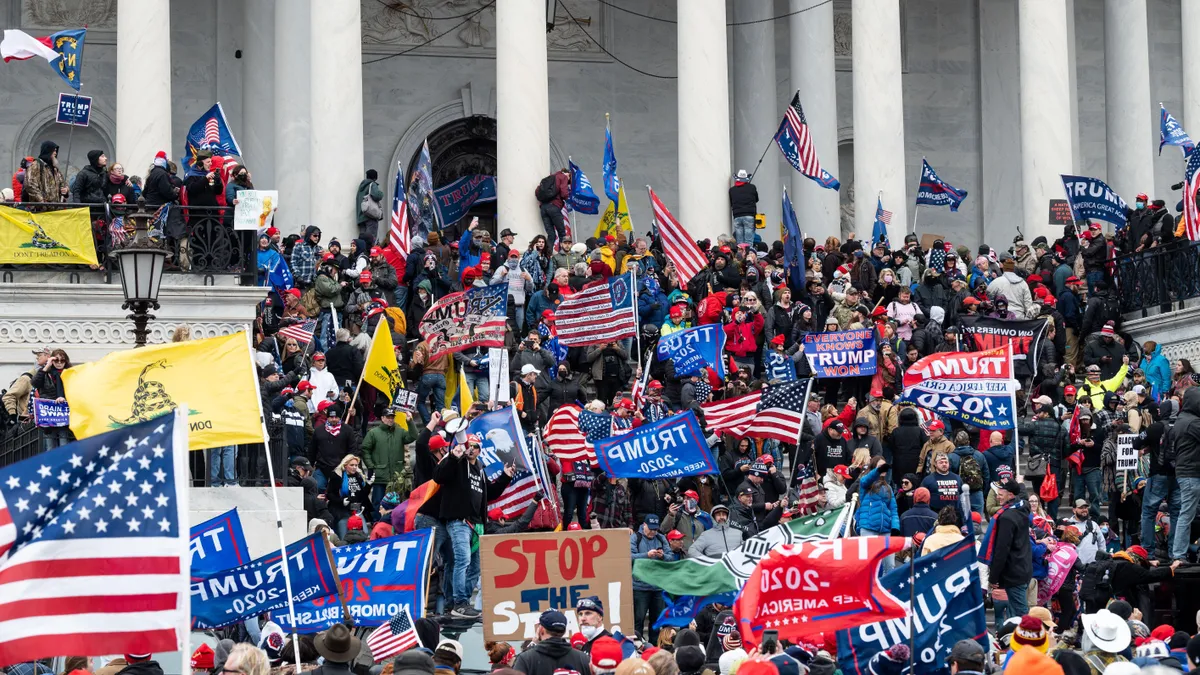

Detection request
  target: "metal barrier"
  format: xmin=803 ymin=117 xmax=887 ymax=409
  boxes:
xmin=1114 ymin=240 xmax=1200 ymax=316
xmin=0 ymin=423 xmax=47 ymax=468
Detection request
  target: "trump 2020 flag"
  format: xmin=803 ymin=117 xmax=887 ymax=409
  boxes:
xmin=775 ymin=92 xmax=839 ymax=190
xmin=1061 ymin=174 xmax=1129 ymax=229
xmin=654 ymin=592 xmax=736 ymax=629
xmin=593 ymin=411 xmax=716 ymax=480
xmin=183 ymin=103 xmax=242 ymax=176
xmin=603 ymin=118 xmax=620 ymax=202
xmin=0 ymin=411 xmax=188 ymax=666
xmin=656 ymin=324 xmax=726 ymax=379
xmin=916 ymin=159 xmax=967 ymax=211
xmin=189 ymin=507 xmax=251 ymax=579
xmin=1160 ymin=104 xmax=1195 ymax=156
xmin=836 ymin=538 xmax=987 ymax=675
xmin=569 ymin=159 xmax=600 ymax=214
xmin=781 ymin=188 xmax=805 ymax=284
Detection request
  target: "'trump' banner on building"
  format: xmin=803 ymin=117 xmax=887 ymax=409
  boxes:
xmin=189 ymin=508 xmax=251 ymax=579
xmin=803 ymin=329 xmax=877 ymax=378
xmin=434 ymin=174 xmax=496 ymax=226
xmin=191 ymin=532 xmax=339 ymax=629
xmin=594 ymin=411 xmax=716 ymax=479
xmin=274 ymin=531 xmax=434 ymax=633
xmin=419 ymin=283 xmax=509 ymax=360
xmin=902 ymin=346 xmax=1012 ymax=389
xmin=957 ymin=316 xmax=1048 ymax=378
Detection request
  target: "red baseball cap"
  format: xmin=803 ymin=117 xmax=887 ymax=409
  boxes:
xmin=428 ymin=434 xmax=449 ymax=451
xmin=285 ymin=288 xmax=302 ymax=298
xmin=567 ymin=522 xmax=582 ymax=531
xmin=666 ymin=530 xmax=685 ymax=541
xmin=927 ymin=420 xmax=945 ymax=432
xmin=648 ymin=380 xmax=664 ymax=390
xmin=616 ymin=398 xmax=636 ymax=411
xmin=297 ymin=381 xmax=316 ymax=392
xmin=370 ymin=246 xmax=384 ymax=256
xmin=1066 ymin=275 xmax=1082 ymax=285
xmin=833 ymin=465 xmax=852 ymax=479
xmin=1064 ymin=385 xmax=1077 ymax=395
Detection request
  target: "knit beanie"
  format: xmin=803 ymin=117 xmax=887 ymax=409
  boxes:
xmin=867 ymin=645 xmax=909 ymax=675
xmin=1012 ymin=615 xmax=1050 ymax=653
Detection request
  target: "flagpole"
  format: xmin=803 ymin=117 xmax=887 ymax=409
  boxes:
xmin=1009 ymin=340 xmax=1021 ymax=482
xmin=747 ymin=135 xmax=777 ymax=182
xmin=645 ymin=185 xmax=658 ymax=241
xmin=910 ymin=204 xmax=921 ymax=234
xmin=244 ymin=328 xmax=304 ymax=675
xmin=632 ymin=264 xmax=642 ymax=375
xmin=907 ymin=550 xmax=917 ymax=672
xmin=62 ymin=86 xmax=84 ymax=191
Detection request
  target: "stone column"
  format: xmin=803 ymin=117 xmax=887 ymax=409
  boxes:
xmin=1018 ymin=0 xmax=1073 ymax=244
xmin=1184 ymin=1 xmax=1200 ymax=135
xmin=496 ymin=0 xmax=550 ymax=244
xmin=242 ymin=0 xmax=275 ymax=190
xmin=852 ymin=0 xmax=907 ymax=244
xmin=789 ymin=0 xmax=839 ymax=242
xmin=309 ymin=0 xmax=363 ymax=245
xmin=732 ymin=0 xmax=778 ymax=241
xmin=116 ymin=0 xmax=171 ymax=175
xmin=274 ymin=0 xmax=311 ymax=233
xmin=1104 ymin=0 xmax=1154 ymax=203
xmin=678 ymin=0 xmax=732 ymax=243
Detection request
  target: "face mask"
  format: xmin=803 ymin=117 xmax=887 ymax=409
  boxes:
xmin=580 ymin=624 xmax=602 ymax=640
xmin=1136 ymin=201 xmax=1145 ymax=209
xmin=1101 ymin=525 xmax=1110 ymax=535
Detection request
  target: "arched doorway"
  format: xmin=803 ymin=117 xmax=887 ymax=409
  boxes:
xmin=405 ymin=115 xmax=498 ymax=240
xmin=17 ymin=113 xmax=115 ymax=186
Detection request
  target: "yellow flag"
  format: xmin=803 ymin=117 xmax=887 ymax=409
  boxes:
xmin=62 ymin=332 xmax=262 ymax=451
xmin=0 ymin=205 xmax=98 ymax=265
xmin=616 ymin=183 xmax=633 ymax=232
xmin=363 ymin=322 xmax=402 ymax=403
xmin=595 ymin=200 xmax=617 ymax=239
xmin=458 ymin=365 xmax=474 ymax=412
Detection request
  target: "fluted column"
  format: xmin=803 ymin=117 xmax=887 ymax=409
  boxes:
xmin=274 ymin=0 xmax=311 ymax=233
xmin=242 ymin=0 xmax=275 ymax=190
xmin=1104 ymin=0 xmax=1154 ymax=203
xmin=117 ymin=0 xmax=171 ymax=175
xmin=789 ymin=0 xmax=840 ymax=242
xmin=732 ymin=0 xmax=778 ymax=241
xmin=678 ymin=0 xmax=732 ymax=242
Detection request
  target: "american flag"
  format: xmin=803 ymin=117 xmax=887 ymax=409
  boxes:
xmin=700 ymin=390 xmax=762 ymax=437
xmin=279 ymin=319 xmax=317 ymax=345
xmin=386 ymin=160 xmax=411 ymax=264
xmin=775 ymin=91 xmax=840 ymax=190
xmin=554 ymin=272 xmax=637 ymax=347
xmin=488 ymin=472 xmax=540 ymax=520
xmin=544 ymin=404 xmax=596 ymax=466
xmin=648 ymin=188 xmax=707 ymax=286
xmin=791 ymin=463 xmax=822 ymax=516
xmin=203 ymin=118 xmax=221 ymax=145
xmin=700 ymin=381 xmax=811 ymax=443
xmin=365 ymin=606 xmax=420 ymax=662
xmin=0 ymin=414 xmax=185 ymax=666
xmin=631 ymin=365 xmax=651 ymax=410
xmin=1184 ymin=147 xmax=1200 ymax=241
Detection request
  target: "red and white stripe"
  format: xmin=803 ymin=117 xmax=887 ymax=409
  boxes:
xmin=0 ymin=493 xmax=15 ymax=560
xmin=0 ymin=30 xmax=57 ymax=62
xmin=203 ymin=118 xmax=221 ymax=145
xmin=544 ymin=405 xmax=596 ymax=466
xmin=783 ymin=100 xmax=821 ymax=177
xmin=488 ymin=474 xmax=540 ymax=519
xmin=878 ymin=208 xmax=893 ymax=225
xmin=1184 ymin=150 xmax=1200 ymax=242
xmin=387 ymin=197 xmax=410 ymax=262
xmin=554 ymin=280 xmax=637 ymax=347
xmin=365 ymin=607 xmax=419 ymax=662
xmin=743 ymin=408 xmax=807 ymax=444
xmin=700 ymin=391 xmax=762 ymax=436
xmin=648 ymin=188 xmax=707 ymax=286
xmin=0 ymin=538 xmax=180 ymax=666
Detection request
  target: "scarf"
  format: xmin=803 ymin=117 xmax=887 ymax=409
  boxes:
xmin=325 ymin=420 xmax=342 ymax=436
xmin=978 ymin=497 xmax=1023 ymax=565
xmin=109 ymin=172 xmax=125 ymax=184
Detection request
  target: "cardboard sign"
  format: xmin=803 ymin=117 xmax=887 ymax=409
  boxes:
xmin=393 ymin=388 xmax=419 ymax=414
xmin=481 ymin=529 xmax=635 ymax=641
xmin=1048 ymin=199 xmax=1074 ymax=226
xmin=234 ymin=189 xmax=279 ymax=231
xmin=56 ymin=93 xmax=91 ymax=126
xmin=1116 ymin=433 xmax=1138 ymax=472
xmin=919 ymin=233 xmax=948 ymax=251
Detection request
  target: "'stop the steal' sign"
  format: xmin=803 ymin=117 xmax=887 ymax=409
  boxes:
xmin=803 ymin=329 xmax=877 ymax=378
xmin=481 ymin=529 xmax=635 ymax=642
xmin=593 ymin=410 xmax=716 ymax=479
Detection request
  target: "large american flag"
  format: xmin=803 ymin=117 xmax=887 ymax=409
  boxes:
xmin=386 ymin=160 xmax=411 ymax=265
xmin=775 ymin=91 xmax=840 ymax=190
xmin=0 ymin=414 xmax=186 ymax=666
xmin=700 ymin=380 xmax=811 ymax=443
xmin=544 ymin=404 xmax=597 ymax=466
xmin=488 ymin=473 xmax=540 ymax=520
xmin=365 ymin=606 xmax=420 ymax=662
xmin=554 ymin=272 xmax=637 ymax=347
xmin=1184 ymin=147 xmax=1200 ymax=241
xmin=278 ymin=319 xmax=317 ymax=345
xmin=648 ymin=188 xmax=707 ymax=286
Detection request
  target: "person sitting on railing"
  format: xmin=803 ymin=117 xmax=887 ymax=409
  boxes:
xmin=183 ymin=149 xmax=224 ymax=209
xmin=22 ymin=140 xmax=67 ymax=205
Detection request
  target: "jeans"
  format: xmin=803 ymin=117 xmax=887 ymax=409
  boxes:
xmin=393 ymin=284 xmax=409 ymax=312
xmin=417 ymin=372 xmax=447 ymax=421
xmin=858 ymin=528 xmax=895 ymax=575
xmin=1002 ymin=581 xmax=1030 ymax=622
xmin=41 ymin=427 xmax=72 ymax=452
xmin=1082 ymin=468 xmax=1104 ymax=520
xmin=464 ymin=371 xmax=490 ymax=403
xmin=562 ymin=485 xmax=590 ymax=528
xmin=415 ymin=514 xmax=453 ymax=613
xmin=633 ymin=589 xmax=667 ymax=643
xmin=1086 ymin=270 xmax=1106 ymax=297
xmin=732 ymin=215 xmax=756 ymax=247
xmin=540 ymin=202 xmax=567 ymax=249
xmin=209 ymin=446 xmax=237 ymax=486
xmin=447 ymin=520 xmax=480 ymax=605
xmin=1172 ymin=476 xmax=1200 ymax=561
xmin=1141 ymin=475 xmax=1180 ymax=559
xmin=371 ymin=484 xmax=388 ymax=522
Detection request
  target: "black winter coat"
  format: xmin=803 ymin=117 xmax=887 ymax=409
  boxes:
xmin=890 ymin=408 xmax=928 ymax=478
xmin=728 ymin=182 xmax=759 ymax=218
xmin=72 ymin=163 xmax=106 ymax=204
xmin=1172 ymin=387 xmax=1200 ymax=479
xmin=989 ymin=499 xmax=1032 ymax=587
xmin=325 ymin=342 xmax=364 ymax=387
xmin=813 ymin=428 xmax=850 ymax=476
xmin=512 ymin=637 xmax=591 ymax=675
xmin=1082 ymin=236 xmax=1108 ymax=273
xmin=434 ymin=452 xmax=511 ymax=523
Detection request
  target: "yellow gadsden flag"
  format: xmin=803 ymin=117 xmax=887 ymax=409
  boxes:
xmin=594 ymin=183 xmax=632 ymax=239
xmin=0 ymin=205 xmax=99 ymax=265
xmin=363 ymin=322 xmax=403 ymax=403
xmin=62 ymin=332 xmax=262 ymax=451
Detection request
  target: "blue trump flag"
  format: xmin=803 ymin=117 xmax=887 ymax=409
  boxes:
xmin=775 ymin=93 xmax=839 ymax=190
xmin=569 ymin=160 xmax=601 ymax=214
xmin=654 ymin=592 xmax=736 ymax=628
xmin=48 ymin=28 xmax=86 ymax=90
xmin=433 ymin=174 xmax=496 ymax=226
xmin=916 ymin=159 xmax=968 ymax=211
xmin=183 ymin=103 xmax=242 ymax=176
xmin=781 ymin=188 xmax=805 ymax=284
xmin=264 ymin=253 xmax=293 ymax=292
xmin=836 ymin=538 xmax=987 ymax=675
xmin=594 ymin=411 xmax=716 ymax=479
xmin=467 ymin=406 xmax=533 ymax=481
xmin=190 ymin=508 xmax=251 ymax=579
xmin=803 ymin=328 xmax=877 ymax=378
xmin=900 ymin=379 xmax=1017 ymax=430
xmin=274 ymin=531 xmax=434 ymax=632
xmin=764 ymin=351 xmax=797 ymax=383
xmin=1161 ymin=104 xmax=1195 ymax=156
xmin=656 ymin=324 xmax=726 ymax=379
xmin=191 ymin=532 xmax=340 ymax=629
xmin=873 ymin=197 xmax=892 ymax=249
xmin=603 ymin=119 xmax=620 ymax=201
xmin=1061 ymin=174 xmax=1129 ymax=229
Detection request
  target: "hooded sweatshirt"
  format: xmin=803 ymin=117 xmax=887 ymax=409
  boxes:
xmin=987 ymin=271 xmax=1036 ymax=319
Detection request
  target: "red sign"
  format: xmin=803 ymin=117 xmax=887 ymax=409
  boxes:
xmin=902 ymin=345 xmax=1012 ymax=389
xmin=734 ymin=537 xmax=908 ymax=646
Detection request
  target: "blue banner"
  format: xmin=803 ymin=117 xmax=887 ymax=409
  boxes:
xmin=189 ymin=508 xmax=251 ymax=579
xmin=1061 ymin=174 xmax=1129 ymax=228
xmin=781 ymin=188 xmax=805 ymax=284
xmin=803 ymin=329 xmax=877 ymax=378
xmin=274 ymin=531 xmax=434 ymax=632
xmin=191 ymin=532 xmax=339 ymax=629
xmin=264 ymin=252 xmax=293 ymax=291
xmin=568 ymin=160 xmax=600 ymax=214
xmin=183 ymin=103 xmax=242 ymax=177
xmin=836 ymin=538 xmax=987 ymax=675
xmin=603 ymin=123 xmax=620 ymax=202
xmin=594 ymin=411 xmax=716 ymax=479
xmin=1161 ymin=105 xmax=1195 ymax=156
xmin=872 ymin=197 xmax=890 ymax=249
xmin=467 ymin=406 xmax=533 ymax=481
xmin=900 ymin=379 xmax=1017 ymax=430
xmin=55 ymin=93 xmax=91 ymax=126
xmin=31 ymin=397 xmax=69 ymax=427
xmin=48 ymin=28 xmax=86 ymax=90
xmin=407 ymin=140 xmax=438 ymax=241
xmin=764 ymin=352 xmax=796 ymax=383
xmin=434 ymin=174 xmax=496 ymax=226
xmin=656 ymin=324 xmax=726 ymax=379
xmin=916 ymin=159 xmax=968 ymax=211
xmin=654 ymin=592 xmax=736 ymax=628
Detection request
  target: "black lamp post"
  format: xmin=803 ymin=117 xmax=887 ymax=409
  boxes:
xmin=114 ymin=198 xmax=167 ymax=347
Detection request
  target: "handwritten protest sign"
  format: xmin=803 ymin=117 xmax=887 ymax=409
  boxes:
xmin=1116 ymin=434 xmax=1138 ymax=472
xmin=234 ymin=189 xmax=279 ymax=231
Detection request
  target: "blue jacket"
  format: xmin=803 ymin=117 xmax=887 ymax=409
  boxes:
xmin=639 ymin=280 xmax=670 ymax=329
xmin=256 ymin=247 xmax=285 ymax=287
xmin=458 ymin=227 xmax=483 ymax=278
xmin=856 ymin=467 xmax=900 ymax=534
xmin=526 ymin=289 xmax=561 ymax=329
xmin=1141 ymin=346 xmax=1172 ymax=400
xmin=982 ymin=443 xmax=1015 ymax=484
xmin=630 ymin=530 xmax=677 ymax=591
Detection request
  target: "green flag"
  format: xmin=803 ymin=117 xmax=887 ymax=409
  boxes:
xmin=633 ymin=505 xmax=851 ymax=596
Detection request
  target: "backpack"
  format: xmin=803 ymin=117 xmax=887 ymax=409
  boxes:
xmin=1079 ymin=558 xmax=1116 ymax=603
xmin=359 ymin=184 xmax=383 ymax=220
xmin=535 ymin=174 xmax=559 ymax=203
xmin=1161 ymin=423 xmax=1179 ymax=470
xmin=959 ymin=453 xmax=985 ymax=491
xmin=1100 ymin=295 xmax=1122 ymax=329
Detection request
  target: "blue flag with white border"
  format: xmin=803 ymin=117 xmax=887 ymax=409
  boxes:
xmin=764 ymin=351 xmax=797 ymax=383
xmin=900 ymin=379 xmax=1017 ymax=430
xmin=916 ymin=159 xmax=968 ymax=211
xmin=190 ymin=508 xmax=251 ymax=579
xmin=656 ymin=324 xmax=726 ymax=379
xmin=1061 ymin=174 xmax=1129 ymax=229
xmin=569 ymin=160 xmax=600 ymax=214
xmin=593 ymin=411 xmax=716 ymax=479
xmin=782 ymin=188 xmax=805 ymax=284
xmin=183 ymin=103 xmax=242 ymax=177
xmin=654 ymin=592 xmax=736 ymax=628
xmin=467 ymin=406 xmax=533 ymax=481
xmin=1160 ymin=104 xmax=1195 ymax=156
